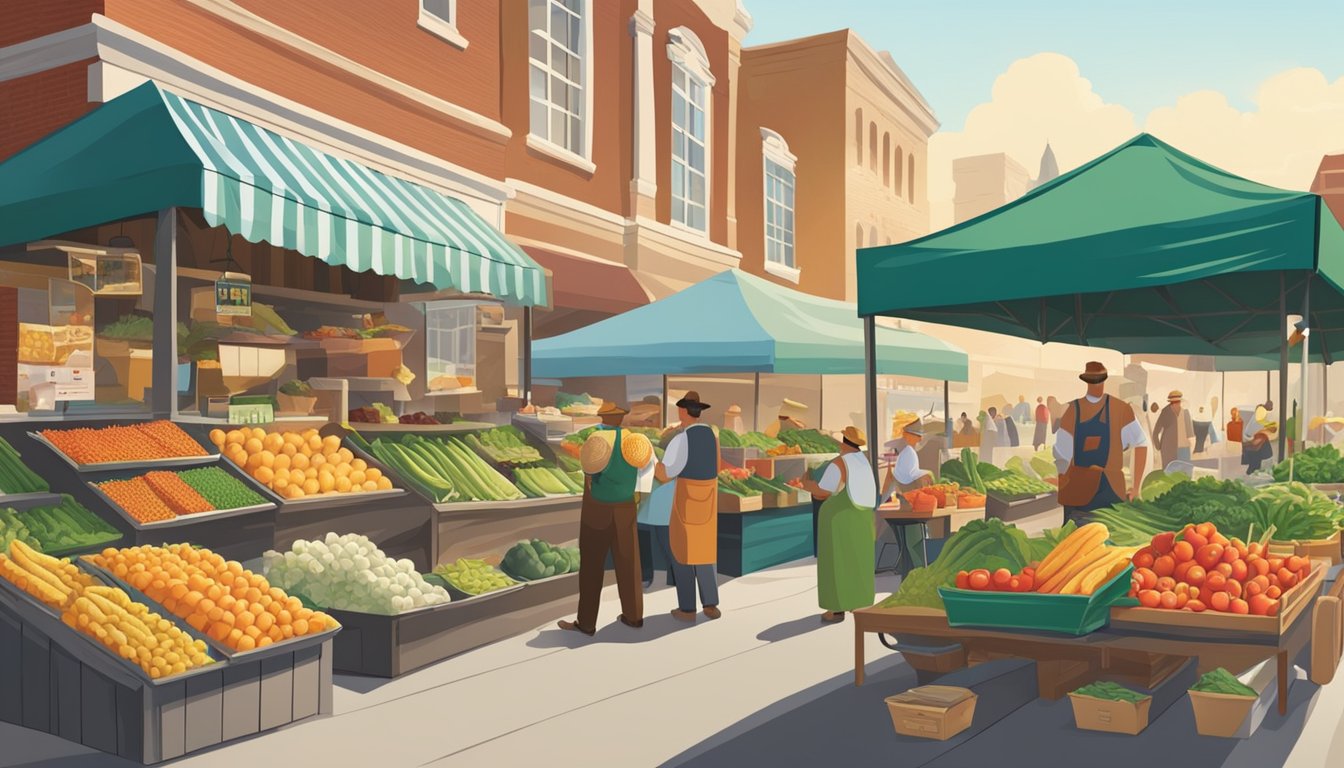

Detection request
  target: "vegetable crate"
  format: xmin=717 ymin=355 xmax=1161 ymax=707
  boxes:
xmin=0 ymin=595 xmax=332 ymax=764
xmin=937 ymin=565 xmax=1133 ymax=636
xmin=719 ymin=492 xmax=763 ymax=513
xmin=1268 ymin=531 xmax=1341 ymax=566
xmin=1068 ymin=691 xmax=1151 ymax=736
xmin=1189 ymin=659 xmax=1289 ymax=739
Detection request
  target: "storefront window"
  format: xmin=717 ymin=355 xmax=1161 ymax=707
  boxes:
xmin=425 ymin=301 xmax=477 ymax=393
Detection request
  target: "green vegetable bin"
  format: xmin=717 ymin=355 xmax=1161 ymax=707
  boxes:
xmin=937 ymin=565 xmax=1133 ymax=636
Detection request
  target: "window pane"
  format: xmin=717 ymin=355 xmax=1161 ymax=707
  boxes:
xmin=784 ymin=243 xmax=794 ymax=267
xmin=687 ymin=141 xmax=703 ymax=172
xmin=529 ymin=65 xmax=547 ymax=99
xmin=551 ymin=76 xmax=567 ymax=109
xmin=567 ymin=51 xmax=582 ymax=81
xmin=551 ymin=43 xmax=566 ymax=74
xmin=568 ymin=82 xmax=582 ymax=112
xmin=671 ymin=165 xmax=684 ymax=196
xmin=784 ymin=209 xmax=793 ymax=232
xmin=569 ymin=116 xmax=582 ymax=153
xmin=784 ymin=180 xmax=794 ymax=207
xmin=690 ymin=108 xmax=703 ymax=140
xmin=672 ymin=133 xmax=684 ymax=160
xmin=551 ymin=4 xmax=568 ymax=46
xmin=689 ymin=172 xmax=705 ymax=205
xmin=672 ymin=93 xmax=685 ymax=128
xmin=570 ymin=15 xmax=582 ymax=53
xmin=672 ymin=199 xmax=685 ymax=224
xmin=691 ymin=204 xmax=705 ymax=231
xmin=673 ymin=66 xmax=685 ymax=91
xmin=423 ymin=0 xmax=453 ymax=21
xmin=530 ymin=99 xmax=548 ymax=137
xmin=550 ymin=108 xmax=567 ymax=146
xmin=529 ymin=32 xmax=547 ymax=63
xmin=529 ymin=0 xmax=547 ymax=27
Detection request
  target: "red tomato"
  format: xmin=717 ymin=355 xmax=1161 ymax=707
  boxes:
xmin=1248 ymin=594 xmax=1275 ymax=616
xmin=1222 ymin=546 xmax=1241 ymax=564
xmin=1134 ymin=567 xmax=1158 ymax=591
xmin=1210 ymin=532 xmax=1230 ymax=547
xmin=1195 ymin=522 xmax=1216 ymax=540
xmin=1266 ymin=585 xmax=1282 ymax=599
xmin=1250 ymin=557 xmax=1271 ymax=577
xmin=1195 ymin=544 xmax=1223 ymax=571
xmin=1174 ymin=592 xmax=1190 ymax=609
xmin=1172 ymin=541 xmax=1195 ymax=563
xmin=1215 ymin=563 xmax=1234 ymax=578
xmin=1230 ymin=560 xmax=1249 ymax=583
xmin=1264 ymin=599 xmax=1280 ymax=616
xmin=1184 ymin=565 xmax=1207 ymax=587
xmin=1204 ymin=571 xmax=1228 ymax=593
xmin=1277 ymin=569 xmax=1298 ymax=589
xmin=1209 ymin=591 xmax=1231 ymax=612
xmin=1159 ymin=591 xmax=1179 ymax=609
xmin=1247 ymin=542 xmax=1264 ymax=558
xmin=1132 ymin=551 xmax=1155 ymax=569
xmin=991 ymin=568 xmax=1013 ymax=590
xmin=1268 ymin=558 xmax=1284 ymax=572
xmin=1189 ymin=586 xmax=1201 ymax=600
xmin=1244 ymin=579 xmax=1263 ymax=597
xmin=1153 ymin=555 xmax=1176 ymax=578
xmin=1151 ymin=531 xmax=1176 ymax=555
xmin=1230 ymin=598 xmax=1250 ymax=615
xmin=1286 ymin=556 xmax=1305 ymax=573
xmin=955 ymin=571 xmax=970 ymax=590
xmin=1155 ymin=576 xmax=1177 ymax=593
xmin=1186 ymin=599 xmax=1207 ymax=612
xmin=1183 ymin=530 xmax=1209 ymax=549
xmin=1137 ymin=589 xmax=1162 ymax=608
xmin=1226 ymin=579 xmax=1243 ymax=600
xmin=1173 ymin=560 xmax=1196 ymax=583
xmin=1018 ymin=573 xmax=1035 ymax=592
xmin=968 ymin=569 xmax=991 ymax=590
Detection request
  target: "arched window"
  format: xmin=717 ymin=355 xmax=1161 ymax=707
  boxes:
xmin=894 ymin=147 xmax=903 ymax=197
xmin=855 ymin=222 xmax=864 ymax=250
xmin=761 ymin=128 xmax=797 ymax=278
xmin=868 ymin=123 xmax=878 ymax=172
xmin=854 ymin=109 xmax=863 ymax=166
xmin=868 ymin=226 xmax=878 ymax=247
xmin=907 ymin=153 xmax=915 ymax=202
xmin=882 ymin=133 xmax=890 ymax=187
xmin=668 ymin=27 xmax=713 ymax=233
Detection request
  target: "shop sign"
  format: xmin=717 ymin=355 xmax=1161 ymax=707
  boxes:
xmin=215 ymin=273 xmax=252 ymax=317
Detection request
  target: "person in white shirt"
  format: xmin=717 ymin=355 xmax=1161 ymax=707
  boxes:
xmin=880 ymin=422 xmax=933 ymax=504
xmin=801 ymin=426 xmax=877 ymax=622
xmin=1054 ymin=362 xmax=1149 ymax=524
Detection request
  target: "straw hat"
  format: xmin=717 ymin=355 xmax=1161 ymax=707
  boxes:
xmin=580 ymin=431 xmax=616 ymax=474
xmin=1167 ymin=390 xmax=1183 ymax=402
xmin=841 ymin=426 xmax=867 ymax=448
xmin=1080 ymin=362 xmax=1108 ymax=384
xmin=597 ymin=401 xmax=628 ymax=416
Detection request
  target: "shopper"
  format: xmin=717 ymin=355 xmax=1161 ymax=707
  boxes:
xmin=657 ymin=392 xmax=722 ymax=622
xmin=802 ymin=426 xmax=877 ymax=623
xmin=1226 ymin=407 xmax=1244 ymax=444
xmin=1033 ymin=397 xmax=1049 ymax=450
xmin=1152 ymin=390 xmax=1195 ymax=468
xmin=1055 ymin=363 xmax=1149 ymax=524
xmin=558 ymin=402 xmax=656 ymax=636
xmin=1013 ymin=395 xmax=1030 ymax=426
xmin=880 ymin=422 xmax=933 ymax=503
xmin=979 ymin=409 xmax=998 ymax=463
xmin=637 ymin=479 xmax=676 ymax=589
xmin=1000 ymin=408 xmax=1020 ymax=448
xmin=957 ymin=412 xmax=975 ymax=436
xmin=1193 ymin=406 xmax=1212 ymax=454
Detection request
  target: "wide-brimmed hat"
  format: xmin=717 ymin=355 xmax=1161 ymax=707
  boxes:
xmin=1167 ymin=390 xmax=1183 ymax=402
xmin=842 ymin=426 xmax=867 ymax=448
xmin=903 ymin=422 xmax=924 ymax=437
xmin=1080 ymin=362 xmax=1108 ymax=384
xmin=597 ymin=401 xmax=628 ymax=417
xmin=676 ymin=391 xmax=711 ymax=411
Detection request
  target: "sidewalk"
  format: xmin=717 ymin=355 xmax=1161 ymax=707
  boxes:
xmin=4 ymin=560 xmax=1344 ymax=768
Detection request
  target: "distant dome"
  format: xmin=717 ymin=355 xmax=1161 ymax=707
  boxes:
xmin=1037 ymin=142 xmax=1059 ymax=184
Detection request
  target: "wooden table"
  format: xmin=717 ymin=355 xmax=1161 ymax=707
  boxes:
xmin=854 ymin=571 xmax=1329 ymax=716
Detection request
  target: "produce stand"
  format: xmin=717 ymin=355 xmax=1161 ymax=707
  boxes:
xmin=718 ymin=502 xmax=814 ymax=577
xmin=853 ymin=562 xmax=1338 ymax=716
xmin=985 ymin=492 xmax=1062 ymax=535
xmin=432 ymin=495 xmax=582 ymax=567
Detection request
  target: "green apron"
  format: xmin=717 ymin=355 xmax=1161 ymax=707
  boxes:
xmin=590 ymin=429 xmax=637 ymax=503
xmin=817 ymin=456 xmax=876 ymax=612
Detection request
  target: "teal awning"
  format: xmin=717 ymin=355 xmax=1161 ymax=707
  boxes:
xmin=856 ymin=134 xmax=1344 ymax=361
xmin=0 ymin=82 xmax=546 ymax=306
xmin=532 ymin=270 xmax=968 ymax=381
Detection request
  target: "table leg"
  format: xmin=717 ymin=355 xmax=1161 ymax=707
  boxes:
xmin=855 ymin=622 xmax=865 ymax=687
xmin=920 ymin=522 xmax=930 ymax=568
xmin=1278 ymin=650 xmax=1289 ymax=716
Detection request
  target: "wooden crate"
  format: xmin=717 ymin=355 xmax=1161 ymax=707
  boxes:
xmin=746 ymin=458 xmax=775 ymax=479
xmin=0 ymin=599 xmax=331 ymax=764
xmin=1268 ymin=531 xmax=1341 ymax=566
xmin=719 ymin=493 xmax=763 ymax=513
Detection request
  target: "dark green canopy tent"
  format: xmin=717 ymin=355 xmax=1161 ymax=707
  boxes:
xmin=854 ymin=134 xmax=1344 ymax=461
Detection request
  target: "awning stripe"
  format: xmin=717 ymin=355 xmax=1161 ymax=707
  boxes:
xmin=158 ymin=88 xmax=545 ymax=306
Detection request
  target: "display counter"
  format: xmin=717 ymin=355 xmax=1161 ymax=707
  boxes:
xmin=434 ymin=495 xmax=582 ymax=567
xmin=718 ymin=503 xmax=814 ymax=577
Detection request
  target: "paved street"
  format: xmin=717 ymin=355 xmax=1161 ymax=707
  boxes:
xmin=3 ymin=560 xmax=1344 ymax=767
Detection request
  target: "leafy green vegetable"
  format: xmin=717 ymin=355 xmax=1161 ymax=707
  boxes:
xmin=1140 ymin=470 xmax=1184 ymax=501
xmin=879 ymin=518 xmax=1048 ymax=609
xmin=99 ymin=313 xmax=154 ymax=341
xmin=1273 ymin=444 xmax=1344 ymax=484
xmin=777 ymin=429 xmax=840 ymax=454
xmin=1191 ymin=668 xmax=1257 ymax=697
xmin=279 ymin=380 xmax=313 ymax=396
xmin=718 ymin=429 xmax=742 ymax=448
xmin=1073 ymin=681 xmax=1149 ymax=702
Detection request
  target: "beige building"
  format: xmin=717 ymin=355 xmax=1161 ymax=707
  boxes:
xmin=736 ymin=30 xmax=938 ymax=301
xmin=953 ymin=153 xmax=1030 ymax=224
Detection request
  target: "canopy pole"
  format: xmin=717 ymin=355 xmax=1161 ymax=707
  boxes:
xmin=522 ymin=306 xmax=532 ymax=405
xmin=662 ymin=375 xmax=669 ymax=428
xmin=864 ymin=317 xmax=879 ymax=477
xmin=818 ymin=374 xmax=824 ymax=432
xmin=1279 ymin=273 xmax=1288 ymax=459
xmin=944 ymin=380 xmax=951 ymax=441
xmin=1301 ymin=273 xmax=1311 ymax=448
xmin=151 ymin=207 xmax=178 ymax=419
xmin=753 ymin=372 xmax=760 ymax=432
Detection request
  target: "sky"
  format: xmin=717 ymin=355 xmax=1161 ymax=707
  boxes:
xmin=745 ymin=1 xmax=1344 ymax=228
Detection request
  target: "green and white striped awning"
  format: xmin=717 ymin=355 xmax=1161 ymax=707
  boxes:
xmin=0 ymin=82 xmax=547 ymax=306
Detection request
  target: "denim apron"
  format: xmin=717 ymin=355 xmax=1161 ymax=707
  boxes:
xmin=1062 ymin=396 xmax=1122 ymax=518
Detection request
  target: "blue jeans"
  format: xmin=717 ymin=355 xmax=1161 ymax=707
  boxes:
xmin=671 ymin=559 xmax=718 ymax=612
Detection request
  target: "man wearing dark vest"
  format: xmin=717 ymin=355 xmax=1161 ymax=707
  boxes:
xmin=1055 ymin=362 xmax=1149 ymax=524
xmin=558 ymin=402 xmax=655 ymax=636
xmin=656 ymin=392 xmax=721 ymax=622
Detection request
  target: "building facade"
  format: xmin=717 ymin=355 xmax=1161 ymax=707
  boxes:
xmin=952 ymin=153 xmax=1030 ymax=225
xmin=1312 ymin=154 xmax=1344 ymax=225
xmin=736 ymin=30 xmax=938 ymax=301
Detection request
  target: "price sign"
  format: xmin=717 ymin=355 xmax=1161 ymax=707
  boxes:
xmin=215 ymin=273 xmax=252 ymax=317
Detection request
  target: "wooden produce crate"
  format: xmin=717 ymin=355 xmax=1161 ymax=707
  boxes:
xmin=746 ymin=458 xmax=775 ymax=479
xmin=720 ymin=447 xmax=759 ymax=467
xmin=1268 ymin=531 xmax=1341 ymax=566
xmin=759 ymin=489 xmax=794 ymax=509
xmin=718 ymin=492 xmax=763 ymax=513
xmin=770 ymin=456 xmax=808 ymax=483
xmin=0 ymin=599 xmax=332 ymax=764
xmin=1110 ymin=561 xmax=1326 ymax=640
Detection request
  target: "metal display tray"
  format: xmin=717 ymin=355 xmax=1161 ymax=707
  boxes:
xmin=85 ymin=479 xmax=275 ymax=531
xmin=27 ymin=430 xmax=219 ymax=473
xmin=80 ymin=558 xmax=340 ymax=664
xmin=0 ymin=491 xmax=64 ymax=510
xmin=0 ymin=564 xmax=227 ymax=687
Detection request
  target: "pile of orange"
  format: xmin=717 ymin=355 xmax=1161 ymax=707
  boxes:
xmin=98 ymin=478 xmax=177 ymax=523
xmin=143 ymin=471 xmax=213 ymax=515
xmin=42 ymin=421 xmax=208 ymax=464
xmin=210 ymin=427 xmax=394 ymax=500
xmin=88 ymin=544 xmax=335 ymax=652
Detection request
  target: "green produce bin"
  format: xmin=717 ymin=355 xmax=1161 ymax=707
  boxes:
xmin=937 ymin=565 xmax=1133 ymax=636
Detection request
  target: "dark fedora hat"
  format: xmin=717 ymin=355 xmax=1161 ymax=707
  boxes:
xmin=1080 ymin=361 xmax=1108 ymax=384
xmin=675 ymin=391 xmax=711 ymax=411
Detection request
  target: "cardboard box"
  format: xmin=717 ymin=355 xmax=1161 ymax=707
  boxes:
xmin=1069 ymin=692 xmax=1153 ymax=735
xmin=327 ymin=348 xmax=404 ymax=378
xmin=1189 ymin=659 xmax=1290 ymax=738
xmin=884 ymin=685 xmax=977 ymax=741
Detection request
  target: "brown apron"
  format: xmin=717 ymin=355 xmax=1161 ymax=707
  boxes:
xmin=671 ymin=477 xmax=718 ymax=565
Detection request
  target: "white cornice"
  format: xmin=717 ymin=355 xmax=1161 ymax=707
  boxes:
xmin=0 ymin=23 xmax=96 ymax=81
xmin=847 ymin=34 xmax=939 ymax=135
xmin=630 ymin=9 xmax=655 ymax=37
xmin=730 ymin=2 xmax=754 ymax=40
xmin=87 ymin=16 xmax=513 ymax=206
xmin=182 ymin=0 xmax=509 ymax=142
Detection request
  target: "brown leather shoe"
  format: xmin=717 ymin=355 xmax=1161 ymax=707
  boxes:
xmin=557 ymin=619 xmax=595 ymax=636
xmin=618 ymin=614 xmax=643 ymax=628
xmin=670 ymin=609 xmax=697 ymax=622
xmin=821 ymin=611 xmax=846 ymax=623
xmin=703 ymin=605 xmax=722 ymax=620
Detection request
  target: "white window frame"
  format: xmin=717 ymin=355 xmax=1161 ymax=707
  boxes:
xmin=527 ymin=0 xmax=594 ymax=171
xmin=418 ymin=0 xmax=469 ymax=50
xmin=667 ymin=26 xmax=713 ymax=235
xmin=760 ymin=127 xmax=799 ymax=283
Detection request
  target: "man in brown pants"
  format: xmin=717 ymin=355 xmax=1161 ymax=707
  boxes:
xmin=559 ymin=402 xmax=655 ymax=635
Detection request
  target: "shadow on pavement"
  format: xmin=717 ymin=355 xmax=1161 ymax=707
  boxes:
xmin=526 ymin=612 xmax=694 ymax=649
xmin=333 ymin=673 xmax=396 ymax=695
xmin=665 ymin=655 xmax=1322 ymax=768
xmin=755 ymin=615 xmax=837 ymax=643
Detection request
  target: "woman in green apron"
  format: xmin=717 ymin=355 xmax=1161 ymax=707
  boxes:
xmin=801 ymin=426 xmax=877 ymax=622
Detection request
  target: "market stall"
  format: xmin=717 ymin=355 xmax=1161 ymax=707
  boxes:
xmin=531 ymin=269 xmax=969 ymax=574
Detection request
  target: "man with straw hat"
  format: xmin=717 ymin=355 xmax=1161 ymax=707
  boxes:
xmin=764 ymin=398 xmax=809 ymax=438
xmin=801 ymin=426 xmax=877 ymax=622
xmin=880 ymin=421 xmax=933 ymax=505
xmin=656 ymin=392 xmax=722 ymax=622
xmin=1152 ymin=390 xmax=1195 ymax=469
xmin=1055 ymin=362 xmax=1148 ymax=524
xmin=558 ymin=401 xmax=655 ymax=636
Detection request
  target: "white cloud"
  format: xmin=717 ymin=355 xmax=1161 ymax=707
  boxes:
xmin=928 ymin=55 xmax=1344 ymax=231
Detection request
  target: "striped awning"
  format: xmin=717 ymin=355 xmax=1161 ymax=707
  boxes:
xmin=0 ymin=82 xmax=547 ymax=306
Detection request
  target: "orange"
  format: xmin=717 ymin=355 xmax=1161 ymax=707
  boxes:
xmin=228 ymin=628 xmax=244 ymax=646
xmin=292 ymin=619 xmax=309 ymax=635
xmin=237 ymin=635 xmax=256 ymax=652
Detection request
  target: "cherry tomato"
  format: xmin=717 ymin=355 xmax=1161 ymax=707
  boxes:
xmin=968 ymin=569 xmax=991 ymax=590
xmin=1186 ymin=599 xmax=1207 ymax=612
xmin=991 ymin=568 xmax=1013 ymax=590
xmin=1018 ymin=573 xmax=1035 ymax=592
xmin=1209 ymin=591 xmax=1231 ymax=612
xmin=1184 ymin=565 xmax=1206 ymax=587
xmin=955 ymin=571 xmax=970 ymax=590
xmin=1225 ymin=579 xmax=1243 ymax=600
xmin=1172 ymin=541 xmax=1195 ymax=563
xmin=1153 ymin=555 xmax=1176 ymax=578
xmin=1159 ymin=591 xmax=1179 ymax=609
xmin=1009 ymin=577 xmax=1022 ymax=592
xmin=1195 ymin=544 xmax=1223 ymax=571
xmin=1151 ymin=532 xmax=1176 ymax=555
xmin=1155 ymin=576 xmax=1176 ymax=593
xmin=1134 ymin=567 xmax=1158 ymax=591
xmin=1230 ymin=598 xmax=1250 ymax=615
xmin=1137 ymin=589 xmax=1162 ymax=608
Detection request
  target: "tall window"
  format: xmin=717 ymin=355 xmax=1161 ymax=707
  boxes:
xmin=907 ymin=153 xmax=916 ymax=202
xmin=894 ymin=147 xmax=904 ymax=197
xmin=669 ymin=28 xmax=713 ymax=233
xmin=761 ymin=129 xmax=797 ymax=278
xmin=854 ymin=109 xmax=863 ymax=166
xmin=882 ymin=133 xmax=891 ymax=187
xmin=529 ymin=0 xmax=589 ymax=157
xmin=868 ymin=123 xmax=878 ymax=172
